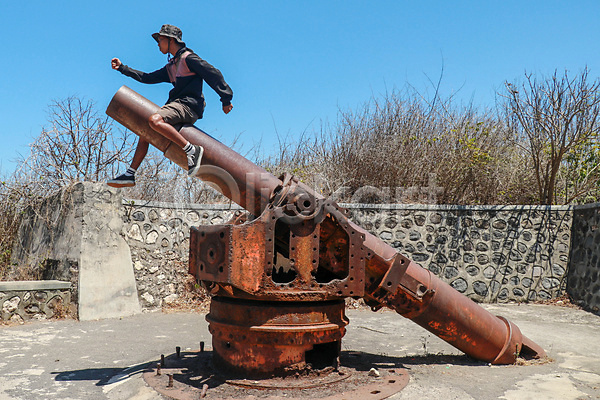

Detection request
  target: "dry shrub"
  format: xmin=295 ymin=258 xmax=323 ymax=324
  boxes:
xmin=48 ymin=296 xmax=72 ymax=320
xmin=161 ymin=275 xmax=211 ymax=313
xmin=0 ymin=177 xmax=43 ymax=280
xmin=0 ymin=184 xmax=20 ymax=279
xmin=261 ymin=88 xmax=538 ymax=205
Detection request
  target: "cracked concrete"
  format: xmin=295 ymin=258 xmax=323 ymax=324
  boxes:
xmin=0 ymin=303 xmax=598 ymax=399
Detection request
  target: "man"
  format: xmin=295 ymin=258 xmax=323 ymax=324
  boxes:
xmin=107 ymin=24 xmax=233 ymax=187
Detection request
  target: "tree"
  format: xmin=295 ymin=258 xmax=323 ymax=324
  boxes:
xmin=504 ymin=68 xmax=600 ymax=204
xmin=560 ymin=137 xmax=600 ymax=203
xmin=19 ymin=96 xmax=135 ymax=193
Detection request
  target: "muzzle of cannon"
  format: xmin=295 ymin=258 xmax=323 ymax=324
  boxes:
xmin=107 ymin=86 xmax=545 ymax=377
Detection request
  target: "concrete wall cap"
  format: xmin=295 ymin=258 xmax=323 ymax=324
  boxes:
xmin=573 ymin=202 xmax=600 ymax=211
xmin=122 ymin=199 xmax=579 ymax=212
xmin=339 ymin=203 xmax=575 ymax=211
xmin=0 ymin=280 xmax=71 ymax=291
xmin=123 ymin=199 xmax=242 ymax=211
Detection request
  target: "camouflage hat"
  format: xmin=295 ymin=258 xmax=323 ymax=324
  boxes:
xmin=152 ymin=24 xmax=185 ymax=44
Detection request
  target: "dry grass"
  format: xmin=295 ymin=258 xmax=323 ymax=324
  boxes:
xmin=259 ymin=89 xmax=540 ymax=205
xmin=48 ymin=296 xmax=76 ymax=320
xmin=161 ymin=275 xmax=211 ymax=314
xmin=534 ymin=293 xmax=583 ymax=309
xmin=514 ymin=356 xmax=554 ymax=366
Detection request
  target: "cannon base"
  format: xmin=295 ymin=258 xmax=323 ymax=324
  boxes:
xmin=206 ymin=296 xmax=348 ymax=377
xmin=143 ymin=347 xmax=410 ymax=400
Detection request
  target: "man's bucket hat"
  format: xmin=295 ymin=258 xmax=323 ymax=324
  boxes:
xmin=152 ymin=24 xmax=185 ymax=45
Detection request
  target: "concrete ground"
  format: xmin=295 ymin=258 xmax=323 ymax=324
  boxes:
xmin=0 ymin=303 xmax=598 ymax=400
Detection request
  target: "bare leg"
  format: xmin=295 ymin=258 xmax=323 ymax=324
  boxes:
xmin=107 ymin=139 xmax=148 ymax=187
xmin=148 ymin=113 xmax=188 ymax=148
xmin=130 ymin=138 xmax=149 ymax=169
xmin=147 ymin=112 xmax=203 ymax=176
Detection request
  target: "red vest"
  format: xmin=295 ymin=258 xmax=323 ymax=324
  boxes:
xmin=166 ymin=51 xmax=195 ymax=84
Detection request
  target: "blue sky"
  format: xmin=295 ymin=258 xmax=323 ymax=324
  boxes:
xmin=2 ymin=1 xmax=600 ymax=175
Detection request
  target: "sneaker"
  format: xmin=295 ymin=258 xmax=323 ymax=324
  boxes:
xmin=107 ymin=173 xmax=135 ymax=188
xmin=187 ymin=145 xmax=204 ymax=177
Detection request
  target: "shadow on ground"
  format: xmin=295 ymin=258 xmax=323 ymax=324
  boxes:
xmin=51 ymin=350 xmax=485 ymax=391
xmin=52 ymin=361 xmax=151 ymax=386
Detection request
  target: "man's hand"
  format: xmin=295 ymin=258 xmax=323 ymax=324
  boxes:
xmin=223 ymin=104 xmax=233 ymax=114
xmin=111 ymin=58 xmax=122 ymax=70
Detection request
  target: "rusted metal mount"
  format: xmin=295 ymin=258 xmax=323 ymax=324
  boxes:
xmin=189 ymin=177 xmax=368 ymax=376
xmin=189 ymin=193 xmax=367 ymax=301
xmin=207 ymin=297 xmax=347 ymax=377
xmin=143 ymin=348 xmax=410 ymax=400
xmin=365 ymin=252 xmax=435 ymax=316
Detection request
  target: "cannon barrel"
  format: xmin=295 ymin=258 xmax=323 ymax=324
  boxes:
xmin=106 ymin=85 xmax=280 ymax=216
xmin=106 ymin=86 xmax=545 ymax=364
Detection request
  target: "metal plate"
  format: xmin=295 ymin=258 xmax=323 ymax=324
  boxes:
xmin=142 ymin=349 xmax=409 ymax=400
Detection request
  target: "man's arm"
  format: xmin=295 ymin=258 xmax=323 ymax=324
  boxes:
xmin=111 ymin=57 xmax=169 ymax=84
xmin=185 ymin=54 xmax=233 ymax=109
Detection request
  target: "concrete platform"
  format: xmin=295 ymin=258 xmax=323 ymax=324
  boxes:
xmin=0 ymin=303 xmax=598 ymax=399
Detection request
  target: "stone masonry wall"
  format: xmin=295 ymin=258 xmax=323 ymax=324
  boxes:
xmin=122 ymin=200 xmax=579 ymax=308
xmin=11 ymin=185 xmax=596 ymax=317
xmin=122 ymin=200 xmax=242 ymax=310
xmin=0 ymin=281 xmax=71 ymax=323
xmin=568 ymin=204 xmax=600 ymax=313
xmin=348 ymin=204 xmax=572 ymax=303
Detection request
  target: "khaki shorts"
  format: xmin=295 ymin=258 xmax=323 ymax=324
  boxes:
xmin=157 ymin=101 xmax=199 ymax=126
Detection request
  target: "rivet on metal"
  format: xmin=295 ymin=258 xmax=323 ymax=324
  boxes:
xmin=333 ymin=356 xmax=340 ymax=371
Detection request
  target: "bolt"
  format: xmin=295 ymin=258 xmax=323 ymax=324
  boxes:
xmin=200 ymin=341 xmax=205 ymax=352
xmin=167 ymin=374 xmax=173 ymax=388
xmin=176 ymin=346 xmax=181 ymax=358
xmin=200 ymin=383 xmax=209 ymax=398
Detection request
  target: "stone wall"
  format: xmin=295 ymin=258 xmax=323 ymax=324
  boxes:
xmin=568 ymin=204 xmax=600 ymax=313
xmin=0 ymin=281 xmax=71 ymax=323
xmin=10 ymin=182 xmax=599 ymax=317
xmin=348 ymin=204 xmax=572 ymax=303
xmin=122 ymin=200 xmax=242 ymax=310
xmin=121 ymin=200 xmax=578 ymax=307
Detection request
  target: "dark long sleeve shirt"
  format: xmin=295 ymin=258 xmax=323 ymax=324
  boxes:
xmin=118 ymin=47 xmax=233 ymax=118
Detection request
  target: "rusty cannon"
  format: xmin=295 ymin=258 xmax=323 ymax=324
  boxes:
xmin=107 ymin=85 xmax=545 ymax=378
